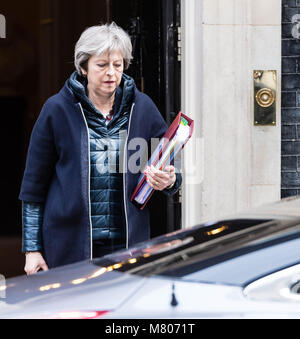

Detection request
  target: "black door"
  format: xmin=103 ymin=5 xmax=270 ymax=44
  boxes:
xmin=111 ymin=0 xmax=182 ymax=237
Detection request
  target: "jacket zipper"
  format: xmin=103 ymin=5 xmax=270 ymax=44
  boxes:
xmin=78 ymin=103 xmax=93 ymax=260
xmin=124 ymin=103 xmax=135 ymax=249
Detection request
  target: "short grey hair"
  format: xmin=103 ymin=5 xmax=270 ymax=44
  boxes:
xmin=74 ymin=22 xmax=133 ymax=75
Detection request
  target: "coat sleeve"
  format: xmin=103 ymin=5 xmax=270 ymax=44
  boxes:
xmin=162 ymin=173 xmax=182 ymax=196
xmin=19 ymin=100 xmax=58 ymax=203
xmin=22 ymin=202 xmax=44 ymax=253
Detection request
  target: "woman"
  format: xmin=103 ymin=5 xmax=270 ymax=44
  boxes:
xmin=20 ymin=23 xmax=182 ymax=275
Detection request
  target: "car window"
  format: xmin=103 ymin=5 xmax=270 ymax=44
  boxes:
xmin=94 ymin=218 xmax=300 ymax=287
xmin=96 ymin=218 xmax=300 ymax=287
xmin=179 ymin=237 xmax=300 ymax=286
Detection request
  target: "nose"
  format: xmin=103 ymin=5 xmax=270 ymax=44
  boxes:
xmin=107 ymin=64 xmax=115 ymax=76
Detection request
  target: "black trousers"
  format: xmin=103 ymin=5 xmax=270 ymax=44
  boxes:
xmin=92 ymin=239 xmax=126 ymax=259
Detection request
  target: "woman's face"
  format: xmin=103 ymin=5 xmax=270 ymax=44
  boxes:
xmin=84 ymin=49 xmax=124 ymax=98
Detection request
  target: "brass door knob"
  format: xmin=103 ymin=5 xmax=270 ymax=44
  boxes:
xmin=255 ymin=88 xmax=275 ymax=108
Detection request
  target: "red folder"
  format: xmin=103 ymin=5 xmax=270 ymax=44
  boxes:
xmin=131 ymin=112 xmax=194 ymax=210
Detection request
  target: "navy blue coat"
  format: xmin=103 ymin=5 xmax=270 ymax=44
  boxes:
xmin=19 ymin=79 xmax=181 ymax=268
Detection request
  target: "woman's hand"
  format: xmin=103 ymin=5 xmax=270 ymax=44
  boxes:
xmin=145 ymin=165 xmax=176 ymax=191
xmin=24 ymin=252 xmax=49 ymax=276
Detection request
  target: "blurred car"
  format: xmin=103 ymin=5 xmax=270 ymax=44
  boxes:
xmin=1 ymin=197 xmax=300 ymax=319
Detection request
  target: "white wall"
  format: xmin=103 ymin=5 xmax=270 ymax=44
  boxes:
xmin=181 ymin=0 xmax=282 ymax=227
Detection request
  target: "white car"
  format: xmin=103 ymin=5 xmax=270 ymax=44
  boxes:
xmin=1 ymin=197 xmax=300 ymax=319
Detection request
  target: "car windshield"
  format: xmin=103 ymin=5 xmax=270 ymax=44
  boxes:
xmin=176 ymin=236 xmax=300 ymax=286
xmin=94 ymin=217 xmax=300 ymax=287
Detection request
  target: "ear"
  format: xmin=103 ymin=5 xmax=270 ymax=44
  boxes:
xmin=79 ymin=64 xmax=88 ymax=76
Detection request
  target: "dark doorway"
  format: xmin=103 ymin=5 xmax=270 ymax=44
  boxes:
xmin=38 ymin=0 xmax=182 ymax=237
xmin=0 ymin=0 xmax=181 ymax=278
xmin=0 ymin=0 xmax=40 ymax=277
xmin=111 ymin=0 xmax=182 ymax=237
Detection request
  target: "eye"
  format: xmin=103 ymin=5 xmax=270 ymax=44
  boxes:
xmin=97 ymin=64 xmax=106 ymax=68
